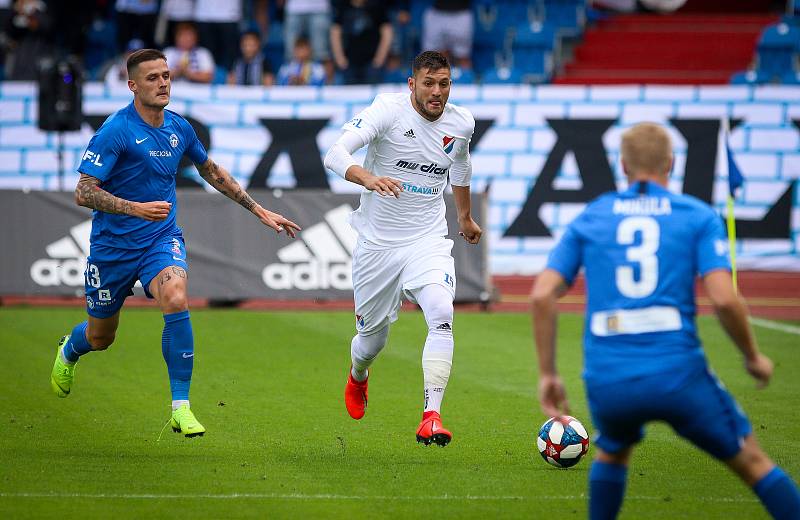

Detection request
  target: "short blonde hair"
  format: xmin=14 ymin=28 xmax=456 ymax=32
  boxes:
xmin=620 ymin=122 xmax=673 ymax=177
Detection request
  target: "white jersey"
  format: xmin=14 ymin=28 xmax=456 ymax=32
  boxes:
xmin=341 ymin=93 xmax=475 ymax=248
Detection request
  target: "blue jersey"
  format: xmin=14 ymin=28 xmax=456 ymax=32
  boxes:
xmin=78 ymin=102 xmax=208 ymax=252
xmin=546 ymin=181 xmax=730 ymax=385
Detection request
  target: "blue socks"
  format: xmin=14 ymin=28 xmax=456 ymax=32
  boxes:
xmin=162 ymin=310 xmax=194 ymax=402
xmin=754 ymin=466 xmax=800 ymax=520
xmin=62 ymin=322 xmax=92 ymax=363
xmin=589 ymin=461 xmax=628 ymax=520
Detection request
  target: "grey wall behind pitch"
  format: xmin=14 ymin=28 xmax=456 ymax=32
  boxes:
xmin=0 ymin=190 xmax=489 ymax=302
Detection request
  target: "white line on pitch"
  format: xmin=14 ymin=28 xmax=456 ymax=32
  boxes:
xmin=0 ymin=492 xmax=757 ymax=503
xmin=750 ymin=317 xmax=800 ymax=336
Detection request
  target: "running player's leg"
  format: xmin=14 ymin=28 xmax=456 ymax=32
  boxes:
xmin=51 ymin=253 xmax=132 ymax=398
xmin=345 ymin=245 xmax=403 ymax=420
xmin=148 ymin=263 xmax=203 ymax=436
xmin=585 ymin=381 xmax=647 ymax=520
xmin=148 ymin=266 xmax=192 ymax=398
xmin=669 ymin=368 xmax=799 ymax=519
xmin=726 ymin=435 xmax=800 ymax=519
xmin=411 ymin=283 xmax=454 ymax=446
xmin=590 ymin=447 xmax=633 ymax=520
xmin=142 ymin=235 xmax=203 ymax=436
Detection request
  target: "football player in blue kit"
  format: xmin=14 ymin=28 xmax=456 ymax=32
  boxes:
xmin=49 ymin=49 xmax=301 ymax=437
xmin=531 ymin=122 xmax=799 ymax=519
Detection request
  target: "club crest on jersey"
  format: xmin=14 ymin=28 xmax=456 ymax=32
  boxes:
xmin=169 ymin=133 xmax=179 ymax=148
xmin=442 ymin=135 xmax=456 ymax=154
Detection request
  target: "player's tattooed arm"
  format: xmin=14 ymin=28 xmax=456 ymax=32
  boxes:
xmin=196 ymin=159 xmax=302 ymax=238
xmin=74 ymin=173 xmax=172 ymax=221
xmin=196 ymin=158 xmax=257 ymax=211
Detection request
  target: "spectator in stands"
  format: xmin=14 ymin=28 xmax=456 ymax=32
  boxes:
xmin=282 ymin=0 xmax=331 ymax=64
xmin=422 ymin=0 xmax=473 ymax=70
xmin=163 ymin=21 xmax=215 ymax=84
xmin=194 ymin=0 xmax=243 ymax=70
xmin=330 ymin=0 xmax=393 ymax=85
xmin=103 ymin=37 xmax=145 ymax=86
xmin=160 ymin=0 xmax=195 ymax=48
xmin=115 ymin=0 xmax=159 ymax=51
xmin=4 ymin=0 xmax=52 ymax=81
xmin=0 ymin=0 xmax=11 ymax=79
xmin=276 ymin=36 xmax=326 ymax=86
xmin=227 ymin=29 xmax=274 ymax=86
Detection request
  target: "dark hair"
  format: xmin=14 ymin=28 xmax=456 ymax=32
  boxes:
xmin=241 ymin=29 xmax=261 ymax=41
xmin=294 ymin=36 xmax=311 ymax=48
xmin=126 ymin=48 xmax=167 ymax=78
xmin=412 ymin=51 xmax=450 ymax=76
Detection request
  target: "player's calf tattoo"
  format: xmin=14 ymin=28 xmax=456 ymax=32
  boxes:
xmin=171 ymin=266 xmax=187 ymax=278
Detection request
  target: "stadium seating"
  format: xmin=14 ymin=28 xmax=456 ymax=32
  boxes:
xmin=755 ymin=23 xmax=800 ymax=80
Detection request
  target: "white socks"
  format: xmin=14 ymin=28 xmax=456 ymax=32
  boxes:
xmin=415 ymin=284 xmax=455 ymax=414
xmin=172 ymin=399 xmax=189 ymax=411
xmin=350 ymin=325 xmax=389 ymax=382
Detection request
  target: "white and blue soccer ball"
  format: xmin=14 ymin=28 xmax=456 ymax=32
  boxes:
xmin=537 ymin=416 xmax=590 ymax=468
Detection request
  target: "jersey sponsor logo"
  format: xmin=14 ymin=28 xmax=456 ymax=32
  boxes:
xmin=30 ymin=220 xmax=92 ymax=287
xmin=403 ymin=128 xmax=416 ymax=139
xmin=169 ymin=133 xmax=179 ymax=148
xmin=135 ymin=137 xmax=149 ymax=144
xmin=81 ymin=150 xmax=103 ymax=167
xmin=442 ymin=135 xmax=455 ymax=154
xmin=149 ymin=150 xmax=173 ymax=157
xmin=395 ymin=160 xmax=449 ymax=176
xmin=262 ymin=204 xmax=357 ymax=290
xmin=401 ymin=182 xmax=440 ymax=195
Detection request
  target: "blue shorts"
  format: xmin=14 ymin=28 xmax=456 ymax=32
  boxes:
xmin=586 ymin=365 xmax=752 ymax=460
xmin=83 ymin=233 xmax=189 ymax=318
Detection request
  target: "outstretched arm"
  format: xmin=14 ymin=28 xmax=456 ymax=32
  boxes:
xmin=530 ymin=269 xmax=571 ymax=417
xmin=451 ymin=185 xmax=481 ymax=244
xmin=703 ymin=269 xmax=773 ymax=387
xmin=75 ymin=173 xmax=171 ymax=221
xmin=196 ymin=158 xmax=301 ymax=238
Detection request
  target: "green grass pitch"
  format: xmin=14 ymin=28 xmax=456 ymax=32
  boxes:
xmin=0 ymin=307 xmax=797 ymax=519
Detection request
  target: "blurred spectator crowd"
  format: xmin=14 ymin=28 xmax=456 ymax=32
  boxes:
xmin=0 ymin=0 xmax=796 ymax=86
xmin=0 ymin=0 xmax=590 ymax=86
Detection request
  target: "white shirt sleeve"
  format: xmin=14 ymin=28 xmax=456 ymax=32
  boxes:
xmin=324 ymin=94 xmax=395 ymax=178
xmin=449 ymin=114 xmax=475 ymax=187
xmin=341 ymin=94 xmax=395 ymax=144
xmin=323 ymin=130 xmax=368 ymax=178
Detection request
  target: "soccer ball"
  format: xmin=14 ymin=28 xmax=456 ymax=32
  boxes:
xmin=537 ymin=416 xmax=590 ymax=468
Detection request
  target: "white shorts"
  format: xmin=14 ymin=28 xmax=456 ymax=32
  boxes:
xmin=352 ymin=236 xmax=456 ymax=334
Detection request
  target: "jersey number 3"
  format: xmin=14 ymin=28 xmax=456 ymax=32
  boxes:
xmin=616 ymin=216 xmax=659 ymax=298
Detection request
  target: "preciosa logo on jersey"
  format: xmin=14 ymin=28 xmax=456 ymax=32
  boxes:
xmin=262 ymin=204 xmax=357 ymax=291
xmin=395 ymin=160 xmax=449 ymax=176
xmin=442 ymin=135 xmax=455 ymax=154
xmin=30 ymin=220 xmax=92 ymax=287
xmin=169 ymin=133 xmax=179 ymax=148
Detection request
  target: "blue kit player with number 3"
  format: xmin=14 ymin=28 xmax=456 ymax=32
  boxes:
xmin=531 ymin=122 xmax=799 ymax=519
xmin=49 ymin=49 xmax=301 ymax=437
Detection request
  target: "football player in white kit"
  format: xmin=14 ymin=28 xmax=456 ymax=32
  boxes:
xmin=323 ymin=51 xmax=481 ymax=446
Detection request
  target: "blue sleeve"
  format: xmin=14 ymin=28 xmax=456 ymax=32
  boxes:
xmin=546 ymin=223 xmax=583 ymax=285
xmin=181 ymin=118 xmax=208 ymax=165
xmin=77 ymin=118 xmax=125 ymax=182
xmin=695 ymin=210 xmax=731 ymax=276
